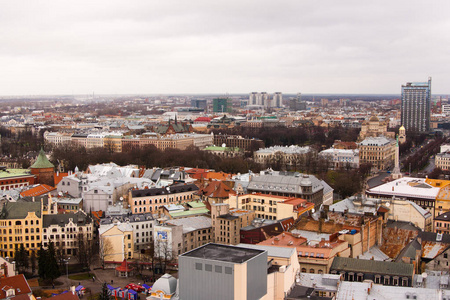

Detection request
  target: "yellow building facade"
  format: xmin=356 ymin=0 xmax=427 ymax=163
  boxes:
xmin=0 ymin=201 xmax=42 ymax=257
xmin=98 ymin=223 xmax=134 ymax=263
xmin=426 ymin=178 xmax=450 ymax=217
xmin=358 ymin=136 xmax=395 ymax=171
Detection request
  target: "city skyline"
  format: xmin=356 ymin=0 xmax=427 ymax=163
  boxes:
xmin=1 ymin=1 xmax=449 ymax=96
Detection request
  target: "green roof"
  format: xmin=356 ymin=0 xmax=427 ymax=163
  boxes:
xmin=187 ymin=201 xmax=206 ymax=208
xmin=0 ymin=201 xmax=41 ymax=219
xmin=170 ymin=208 xmax=209 ymax=218
xmin=204 ymin=146 xmax=241 ymax=152
xmin=0 ymin=169 xmax=32 ymax=179
xmin=331 ymin=257 xmax=414 ymax=277
xmin=30 ymin=149 xmax=54 ymax=169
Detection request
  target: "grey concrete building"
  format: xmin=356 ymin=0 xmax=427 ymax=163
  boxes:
xmin=179 ymin=243 xmax=267 ymax=300
xmin=247 ymin=170 xmax=325 ymax=209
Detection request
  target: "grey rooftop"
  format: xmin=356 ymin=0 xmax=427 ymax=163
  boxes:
xmin=181 ymin=243 xmax=265 ymax=264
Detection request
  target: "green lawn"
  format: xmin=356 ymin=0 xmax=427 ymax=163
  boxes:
xmin=68 ymin=273 xmax=92 ymax=280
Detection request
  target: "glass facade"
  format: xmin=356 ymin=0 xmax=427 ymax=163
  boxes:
xmin=401 ymin=77 xmax=432 ymax=132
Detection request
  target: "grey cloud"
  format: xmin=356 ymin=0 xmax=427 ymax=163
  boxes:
xmin=0 ymin=0 xmax=449 ymax=94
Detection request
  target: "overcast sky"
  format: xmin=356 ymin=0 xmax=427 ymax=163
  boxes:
xmin=1 ymin=1 xmax=449 ymax=95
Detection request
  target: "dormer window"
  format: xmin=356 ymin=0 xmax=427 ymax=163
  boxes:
xmin=6 ymin=288 xmax=15 ymax=297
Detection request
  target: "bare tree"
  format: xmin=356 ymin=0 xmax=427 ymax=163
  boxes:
xmin=75 ymin=232 xmax=96 ymax=271
xmin=154 ymin=237 xmax=177 ymax=274
xmin=99 ymin=237 xmax=113 ymax=269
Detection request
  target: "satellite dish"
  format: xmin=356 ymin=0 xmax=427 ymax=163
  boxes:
xmin=311 ymin=209 xmax=315 ymax=214
xmin=385 ymin=202 xmax=390 ymax=207
xmin=120 ymin=197 xmax=124 ymax=201
xmin=422 ymin=272 xmax=428 ymax=278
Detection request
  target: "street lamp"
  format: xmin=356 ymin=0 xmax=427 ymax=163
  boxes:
xmin=64 ymin=257 xmax=70 ymax=279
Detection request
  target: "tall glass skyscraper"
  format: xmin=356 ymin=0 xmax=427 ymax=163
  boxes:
xmin=401 ymin=77 xmax=432 ymax=132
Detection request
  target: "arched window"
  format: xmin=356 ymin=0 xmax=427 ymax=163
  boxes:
xmin=301 ymin=268 xmax=306 ymax=273
xmin=310 ymin=269 xmax=315 ymax=273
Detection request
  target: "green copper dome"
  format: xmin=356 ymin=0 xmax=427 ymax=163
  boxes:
xmin=30 ymin=149 xmax=55 ymax=169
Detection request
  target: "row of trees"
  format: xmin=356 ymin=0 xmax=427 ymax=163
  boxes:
xmin=212 ymin=125 xmax=360 ymax=150
xmin=14 ymin=232 xmax=97 ymax=281
xmin=0 ymin=126 xmax=44 ymax=167
xmin=51 ymin=143 xmax=262 ymax=175
xmin=402 ymin=137 xmax=445 ymax=173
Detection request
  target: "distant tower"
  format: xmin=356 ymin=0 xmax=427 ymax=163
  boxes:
xmin=398 ymin=125 xmax=406 ymax=144
xmin=401 ymin=77 xmax=432 ymax=132
xmin=260 ymin=92 xmax=268 ymax=107
xmin=30 ymin=149 xmax=55 ymax=186
xmin=273 ymin=92 xmax=282 ymax=108
xmin=249 ymin=92 xmax=258 ymax=105
xmin=392 ymin=136 xmax=403 ymax=180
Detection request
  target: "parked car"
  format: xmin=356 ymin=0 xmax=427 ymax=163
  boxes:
xmin=126 ymin=283 xmax=145 ymax=293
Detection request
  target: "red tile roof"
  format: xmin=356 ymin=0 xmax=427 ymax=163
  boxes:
xmin=54 ymin=172 xmax=69 ymax=186
xmin=194 ymin=117 xmax=211 ymax=122
xmin=205 ymin=172 xmax=233 ymax=181
xmin=0 ymin=274 xmax=32 ymax=299
xmin=115 ymin=260 xmax=134 ymax=272
xmin=50 ymin=292 xmax=79 ymax=300
xmin=198 ymin=181 xmax=232 ymax=199
xmin=20 ymin=184 xmax=56 ymax=197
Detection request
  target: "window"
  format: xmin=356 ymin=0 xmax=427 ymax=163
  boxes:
xmin=215 ymin=266 xmax=222 ymax=273
xmin=225 ymin=267 xmax=232 ymax=274
xmin=205 ymin=264 xmax=212 ymax=272
xmin=195 ymin=263 xmax=202 ymax=270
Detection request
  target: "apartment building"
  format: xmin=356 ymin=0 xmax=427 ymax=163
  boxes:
xmin=100 ymin=213 xmax=155 ymax=252
xmin=435 ymin=151 xmax=450 ymax=171
xmin=163 ymin=216 xmax=213 ymax=254
xmin=210 ymin=203 xmax=255 ymax=245
xmin=246 ymin=171 xmax=325 ymax=209
xmin=319 ymin=148 xmax=359 ymax=169
xmin=253 ymin=146 xmax=310 ymax=167
xmin=213 ymin=135 xmax=264 ymax=152
xmin=434 ymin=211 xmax=450 ymax=234
xmin=129 ymin=183 xmax=199 ymax=214
xmin=98 ymin=222 xmax=134 ymax=262
xmin=225 ymin=193 xmax=314 ymax=220
xmin=0 ymin=201 xmax=42 ymax=257
xmin=258 ymin=231 xmax=352 ymax=274
xmin=43 ymin=131 xmax=73 ymax=146
xmin=42 ymin=211 xmax=94 ymax=256
xmin=358 ymin=136 xmax=395 ymax=171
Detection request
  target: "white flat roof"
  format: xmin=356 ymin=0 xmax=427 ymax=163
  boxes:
xmin=367 ymin=177 xmax=439 ymax=200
